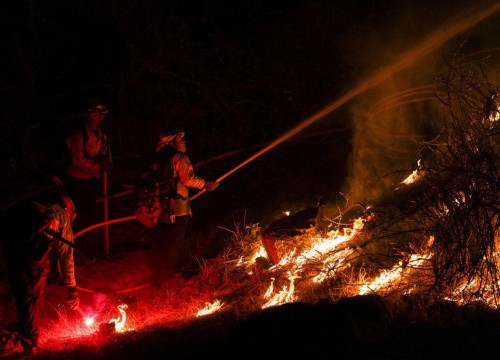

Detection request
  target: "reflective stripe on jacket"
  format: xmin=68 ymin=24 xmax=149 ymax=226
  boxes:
xmin=172 ymin=153 xmax=206 ymax=217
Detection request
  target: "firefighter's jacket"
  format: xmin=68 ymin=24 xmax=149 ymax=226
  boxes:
xmin=139 ymin=150 xmax=206 ymax=222
xmin=136 ymin=147 xmax=206 ymax=222
xmin=66 ymin=126 xmax=108 ymax=179
xmin=170 ymin=152 xmax=206 ymax=217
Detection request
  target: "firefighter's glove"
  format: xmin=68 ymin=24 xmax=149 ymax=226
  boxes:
xmin=67 ymin=286 xmax=80 ymax=311
xmin=203 ymin=180 xmax=219 ymax=191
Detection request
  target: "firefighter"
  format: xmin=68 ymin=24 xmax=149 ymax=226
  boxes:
xmin=65 ymin=99 xmax=111 ymax=231
xmin=138 ymin=129 xmax=218 ymax=284
xmin=1 ymin=178 xmax=79 ymax=352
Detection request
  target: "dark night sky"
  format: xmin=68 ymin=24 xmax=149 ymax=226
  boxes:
xmin=1 ymin=0 xmax=499 ymax=230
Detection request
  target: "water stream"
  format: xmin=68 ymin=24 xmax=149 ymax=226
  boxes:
xmin=191 ymin=1 xmax=500 ymax=200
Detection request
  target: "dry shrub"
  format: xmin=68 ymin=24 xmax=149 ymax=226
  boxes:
xmin=401 ymin=61 xmax=499 ymax=304
xmin=343 ymin=60 xmax=499 ymax=306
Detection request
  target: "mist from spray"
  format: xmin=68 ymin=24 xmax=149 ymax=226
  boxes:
xmin=191 ymin=1 xmax=500 ymax=201
xmin=345 ymin=78 xmax=443 ymax=202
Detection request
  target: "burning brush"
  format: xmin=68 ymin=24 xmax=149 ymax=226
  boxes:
xmin=100 ymin=304 xmax=131 ymax=334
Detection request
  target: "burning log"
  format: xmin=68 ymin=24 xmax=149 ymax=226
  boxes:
xmin=260 ymin=201 xmax=324 ymax=265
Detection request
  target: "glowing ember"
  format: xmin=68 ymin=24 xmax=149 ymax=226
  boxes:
xmin=284 ymin=211 xmax=291 ymax=216
xmin=197 ymin=300 xmax=224 ymax=317
xmin=401 ymin=159 xmax=422 ymax=185
xmin=109 ymin=304 xmax=129 ymax=332
xmin=444 ymin=249 xmax=500 ymax=307
xmin=489 ymin=105 xmax=499 ymax=122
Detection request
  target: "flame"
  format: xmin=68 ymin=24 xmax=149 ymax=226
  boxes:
xmin=262 ymin=273 xmax=297 ymax=309
xmin=252 ymin=246 xmax=268 ymax=263
xmin=489 ymin=105 xmax=499 ymax=122
xmin=284 ymin=211 xmax=291 ymax=216
xmin=109 ymin=304 xmax=130 ymax=332
xmin=287 ymin=218 xmax=364 ymax=272
xmin=312 ymin=248 xmax=355 ymax=283
xmin=358 ymin=250 xmax=433 ymax=295
xmin=402 ymin=159 xmax=422 ymax=185
xmin=260 ymin=217 xmax=365 ymax=309
xmin=197 ymin=300 xmax=224 ymax=317
xmin=264 ymin=278 xmax=275 ymax=298
xmin=84 ymin=317 xmax=95 ymax=327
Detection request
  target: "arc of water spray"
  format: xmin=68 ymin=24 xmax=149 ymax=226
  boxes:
xmin=191 ymin=1 xmax=500 ymax=200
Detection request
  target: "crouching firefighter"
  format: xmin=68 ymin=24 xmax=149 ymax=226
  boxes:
xmin=135 ymin=129 xmax=219 ymax=284
xmin=0 ymin=178 xmax=79 ymax=351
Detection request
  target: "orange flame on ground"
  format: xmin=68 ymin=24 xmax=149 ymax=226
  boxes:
xmin=261 ymin=218 xmax=365 ymax=308
xmin=197 ymin=300 xmax=224 ymax=317
xmin=109 ymin=304 xmax=130 ymax=332
xmin=359 ymin=236 xmax=434 ymax=295
xmin=262 ymin=273 xmax=297 ymax=309
xmin=358 ymin=253 xmax=432 ymax=295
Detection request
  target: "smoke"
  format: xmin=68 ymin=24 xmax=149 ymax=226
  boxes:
xmin=342 ymin=1 xmax=500 ymax=204
xmin=345 ymin=73 xmax=441 ymax=202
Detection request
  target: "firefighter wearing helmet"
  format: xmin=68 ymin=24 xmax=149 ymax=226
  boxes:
xmin=65 ymin=99 xmax=111 ymax=231
xmin=136 ymin=128 xmax=218 ymax=285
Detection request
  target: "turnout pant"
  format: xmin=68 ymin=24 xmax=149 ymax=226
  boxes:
xmin=150 ymin=215 xmax=191 ymax=283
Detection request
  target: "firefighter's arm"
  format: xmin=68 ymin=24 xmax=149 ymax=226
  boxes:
xmin=68 ymin=131 xmax=101 ymax=175
xmin=176 ymin=155 xmax=207 ymax=189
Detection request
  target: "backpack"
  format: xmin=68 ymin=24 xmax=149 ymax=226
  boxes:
xmin=134 ymin=148 xmax=180 ymax=227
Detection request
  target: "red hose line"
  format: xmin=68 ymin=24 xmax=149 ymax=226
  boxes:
xmin=74 ymin=215 xmax=138 ymax=239
xmin=76 ymin=283 xmax=151 ymax=295
xmin=74 ymin=215 xmax=152 ymax=294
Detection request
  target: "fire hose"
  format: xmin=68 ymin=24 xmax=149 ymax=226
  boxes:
xmin=47 ymin=224 xmax=152 ymax=295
